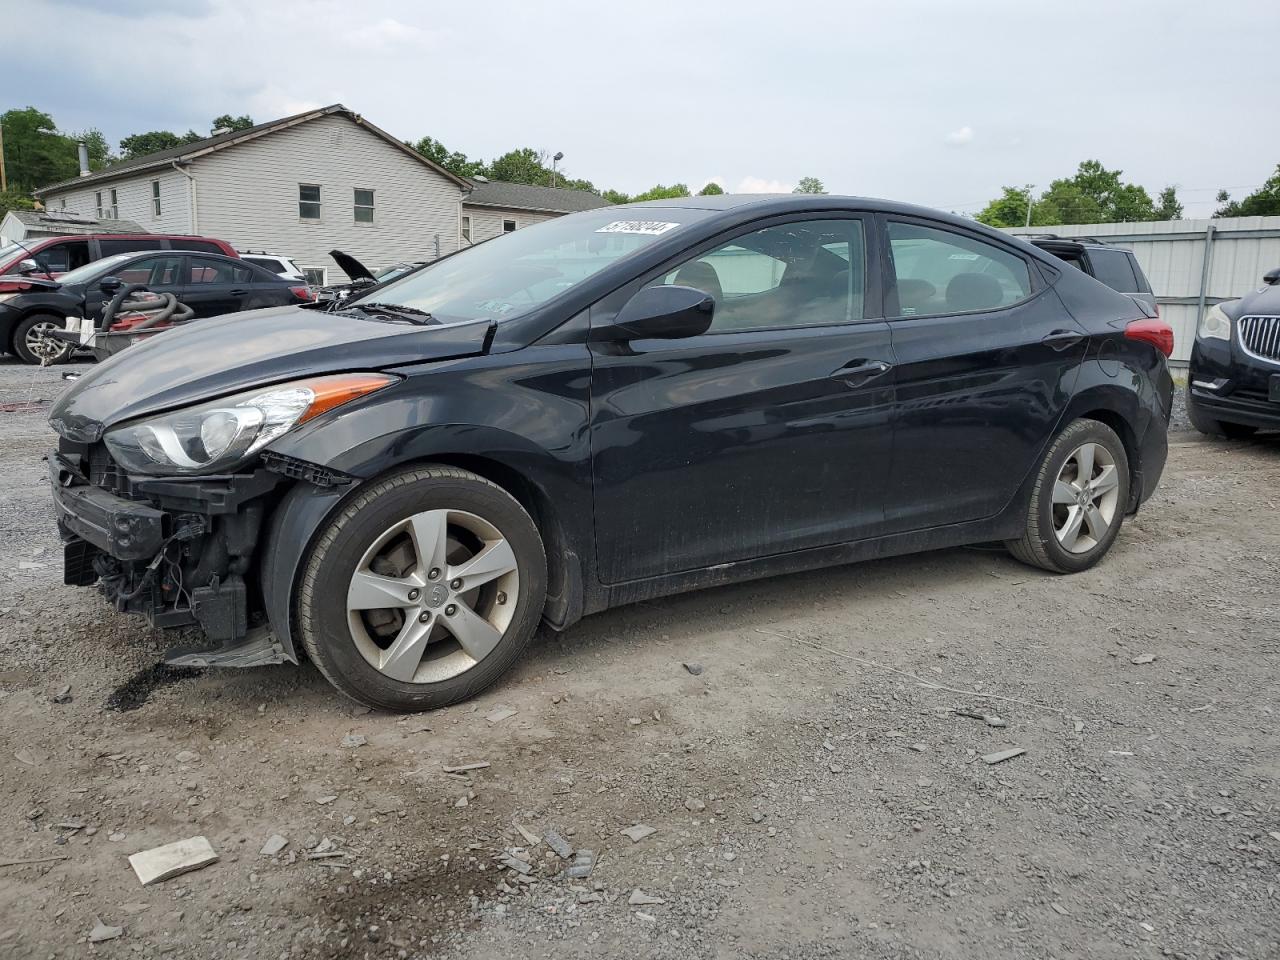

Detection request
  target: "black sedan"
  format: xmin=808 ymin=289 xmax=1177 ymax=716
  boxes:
xmin=0 ymin=250 xmax=312 ymax=364
xmin=1187 ymin=267 xmax=1280 ymax=437
xmin=47 ymin=195 xmax=1174 ymax=711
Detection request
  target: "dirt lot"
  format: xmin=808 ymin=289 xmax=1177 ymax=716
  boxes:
xmin=1 ymin=357 xmax=1277 ymax=960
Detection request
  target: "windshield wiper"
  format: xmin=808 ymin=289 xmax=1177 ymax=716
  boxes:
xmin=342 ymin=302 xmax=436 ymax=325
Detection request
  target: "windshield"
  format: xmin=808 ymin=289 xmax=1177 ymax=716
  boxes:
xmin=354 ymin=208 xmax=708 ymax=324
xmin=0 ymin=240 xmax=39 ymax=266
xmin=56 ymin=252 xmax=136 ymax=286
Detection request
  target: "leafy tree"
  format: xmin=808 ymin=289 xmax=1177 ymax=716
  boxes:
xmin=1153 ymin=186 xmax=1183 ymax=221
xmin=697 ymin=181 xmax=724 ymax=195
xmin=627 ymin=183 xmax=691 ymax=203
xmin=411 ymin=135 xmax=485 ymax=179
xmin=118 ymin=129 xmax=202 ymax=160
xmin=602 ymin=188 xmax=631 ymax=205
xmin=211 ymin=113 xmax=254 ymax=132
xmin=793 ymin=176 xmax=826 ymax=195
xmin=487 ymin=147 xmax=552 ymax=186
xmin=976 ymin=185 xmax=1058 ymax=228
xmin=1 ymin=108 xmax=79 ymax=191
xmin=1214 ymin=165 xmax=1280 ymax=217
xmin=0 ymin=188 xmax=35 ymax=222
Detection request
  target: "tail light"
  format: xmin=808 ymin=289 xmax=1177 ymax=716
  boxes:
xmin=1125 ymin=318 xmax=1174 ymax=357
xmin=290 ymin=285 xmax=315 ymax=302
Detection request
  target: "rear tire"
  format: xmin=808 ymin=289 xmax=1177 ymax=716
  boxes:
xmin=296 ymin=465 xmax=547 ymax=712
xmin=1007 ymin=418 xmax=1130 ymax=574
xmin=1186 ymin=396 xmax=1257 ymax=439
xmin=12 ymin=313 xmax=71 ymax=365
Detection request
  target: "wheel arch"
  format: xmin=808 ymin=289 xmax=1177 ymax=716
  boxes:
xmin=6 ymin=305 xmax=70 ymax=353
xmin=1061 ymin=383 xmax=1145 ymax=512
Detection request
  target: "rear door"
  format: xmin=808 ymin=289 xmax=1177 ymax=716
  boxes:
xmin=181 ymin=256 xmax=254 ymax=317
xmin=589 ymin=214 xmax=896 ymax=583
xmin=880 ymin=216 xmax=1087 ymax=531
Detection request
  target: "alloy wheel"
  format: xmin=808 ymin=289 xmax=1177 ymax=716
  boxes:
xmin=25 ymin=319 xmax=68 ymax=362
xmin=346 ymin=509 xmax=520 ymax=683
xmin=1051 ymin=441 xmax=1120 ymax=553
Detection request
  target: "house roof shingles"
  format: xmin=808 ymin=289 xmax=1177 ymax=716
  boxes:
xmin=464 ymin=179 xmax=609 ymax=215
xmin=34 ymin=104 xmax=470 ymax=197
xmin=8 ymin=209 xmax=150 ymax=235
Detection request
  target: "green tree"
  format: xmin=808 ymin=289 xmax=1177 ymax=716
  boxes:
xmin=1214 ymin=165 xmax=1280 ymax=217
xmin=0 ymin=108 xmax=79 ymax=191
xmin=1153 ymin=185 xmax=1183 ymax=221
xmin=602 ymin=188 xmax=630 ymax=205
xmin=627 ymin=183 xmax=691 ymax=203
xmin=697 ymin=181 xmax=724 ymax=195
xmin=487 ymin=147 xmax=552 ymax=186
xmin=793 ymin=176 xmax=826 ymax=195
xmin=411 ymin=135 xmax=485 ymax=179
xmin=976 ymin=185 xmax=1059 ymax=227
xmin=118 ymin=129 xmax=202 ymax=160
xmin=0 ymin=188 xmax=35 ymax=221
xmin=211 ymin=113 xmax=254 ymax=132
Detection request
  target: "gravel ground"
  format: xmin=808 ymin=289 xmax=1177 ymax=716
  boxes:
xmin=1 ymin=357 xmax=1277 ymax=960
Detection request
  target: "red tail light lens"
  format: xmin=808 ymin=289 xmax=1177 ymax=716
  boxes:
xmin=1125 ymin=318 xmax=1174 ymax=357
xmin=290 ymin=285 xmax=315 ymax=302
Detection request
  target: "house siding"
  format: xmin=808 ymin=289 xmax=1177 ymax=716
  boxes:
xmin=462 ymin=206 xmax=557 ymax=244
xmin=190 ymin=115 xmax=463 ymax=279
xmin=42 ymin=170 xmax=194 ymax=235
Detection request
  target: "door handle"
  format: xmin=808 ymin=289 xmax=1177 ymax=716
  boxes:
xmin=229 ymin=288 xmax=249 ymax=296
xmin=830 ymin=359 xmax=892 ymax=385
xmin=1042 ymin=329 xmax=1085 ymax=350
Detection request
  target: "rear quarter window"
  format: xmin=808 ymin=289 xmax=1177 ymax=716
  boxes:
xmin=1088 ymin=249 xmax=1139 ymax=292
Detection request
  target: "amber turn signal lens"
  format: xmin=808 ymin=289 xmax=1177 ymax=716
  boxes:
xmin=297 ymin=373 xmax=398 ymax=424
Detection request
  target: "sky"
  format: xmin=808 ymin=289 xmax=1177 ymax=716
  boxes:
xmin=10 ymin=0 xmax=1280 ymax=218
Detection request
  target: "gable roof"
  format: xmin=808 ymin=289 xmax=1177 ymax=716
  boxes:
xmin=5 ymin=208 xmax=150 ymax=235
xmin=34 ymin=104 xmax=471 ymax=197
xmin=463 ymin=179 xmax=609 ymax=214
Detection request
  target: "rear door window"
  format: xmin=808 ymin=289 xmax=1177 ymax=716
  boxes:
xmin=1087 ymin=249 xmax=1139 ymax=292
xmin=188 ymin=256 xmax=255 ymax=284
xmin=887 ymin=221 xmax=1031 ymax=316
xmin=99 ymin=238 xmax=165 ymax=256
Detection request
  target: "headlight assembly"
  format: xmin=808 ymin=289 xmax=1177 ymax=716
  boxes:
xmin=1198 ymin=303 xmax=1232 ymax=341
xmin=104 ymin=373 xmax=397 ymax=475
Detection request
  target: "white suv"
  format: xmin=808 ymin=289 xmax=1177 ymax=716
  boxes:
xmin=239 ymin=252 xmax=306 ymax=282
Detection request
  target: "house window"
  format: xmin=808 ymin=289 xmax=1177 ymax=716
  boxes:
xmin=299 ymin=184 xmax=321 ymax=219
xmin=152 ymin=180 xmax=161 ymax=217
xmin=95 ymin=191 xmax=103 ymax=218
xmin=301 ymin=266 xmax=328 ymax=285
xmin=502 ymin=218 xmax=517 ymax=233
xmin=60 ymin=198 xmax=66 ymax=210
xmin=461 ymin=215 xmax=471 ymax=242
xmin=354 ymin=188 xmax=374 ymax=223
xmin=109 ymin=189 xmax=118 ymax=219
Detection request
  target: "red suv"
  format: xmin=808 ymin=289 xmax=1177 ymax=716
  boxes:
xmin=0 ymin=234 xmax=239 ymax=279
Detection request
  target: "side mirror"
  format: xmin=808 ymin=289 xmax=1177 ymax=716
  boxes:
xmin=1264 ymin=266 xmax=1280 ymax=286
xmin=594 ymin=284 xmax=715 ymax=341
xmin=99 ymin=276 xmax=123 ymax=294
xmin=16 ymin=258 xmax=39 ymax=275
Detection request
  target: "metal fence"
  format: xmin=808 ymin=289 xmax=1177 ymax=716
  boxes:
xmin=1007 ymin=216 xmax=1280 ymax=364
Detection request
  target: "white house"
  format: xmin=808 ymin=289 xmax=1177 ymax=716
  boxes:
xmin=33 ymin=104 xmax=607 ymax=284
xmin=462 ymin=178 xmax=608 ymax=245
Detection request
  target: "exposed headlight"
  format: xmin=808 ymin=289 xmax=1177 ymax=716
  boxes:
xmin=1198 ymin=303 xmax=1232 ymax=341
xmin=104 ymin=373 xmax=397 ymax=475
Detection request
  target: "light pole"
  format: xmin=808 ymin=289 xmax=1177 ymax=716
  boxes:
xmin=551 ymin=151 xmax=563 ymax=188
xmin=1025 ymin=185 xmax=1035 ymax=228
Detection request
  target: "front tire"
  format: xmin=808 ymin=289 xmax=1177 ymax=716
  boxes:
xmin=12 ymin=313 xmax=71 ymax=365
xmin=297 ymin=465 xmax=547 ymax=711
xmin=1007 ymin=418 xmax=1130 ymax=574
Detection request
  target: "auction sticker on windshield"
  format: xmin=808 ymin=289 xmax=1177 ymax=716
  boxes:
xmin=595 ymin=220 xmax=680 ymax=235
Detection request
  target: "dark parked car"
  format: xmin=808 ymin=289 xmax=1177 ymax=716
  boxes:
xmin=0 ymin=232 xmax=239 ymax=279
xmin=0 ymin=250 xmax=312 ymax=363
xmin=1187 ymin=266 xmax=1280 ymax=437
xmin=47 ymin=195 xmax=1174 ymax=711
xmin=1027 ymin=236 xmax=1157 ymax=315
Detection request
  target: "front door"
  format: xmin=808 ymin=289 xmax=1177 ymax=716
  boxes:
xmin=879 ymin=217 xmax=1088 ymax=531
xmin=589 ymin=216 xmax=896 ymax=584
xmin=83 ymin=254 xmax=184 ymax=323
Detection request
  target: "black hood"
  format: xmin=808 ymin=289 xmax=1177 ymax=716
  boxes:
xmin=49 ymin=305 xmax=493 ymax=442
xmin=330 ymin=249 xmax=376 ymax=283
xmin=0 ymin=273 xmax=60 ymax=291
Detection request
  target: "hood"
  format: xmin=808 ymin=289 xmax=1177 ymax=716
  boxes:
xmin=49 ymin=305 xmax=493 ymax=441
xmin=330 ymin=249 xmax=376 ymax=283
xmin=0 ymin=273 xmax=60 ymax=291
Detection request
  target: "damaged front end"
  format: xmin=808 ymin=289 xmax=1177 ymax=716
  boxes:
xmin=50 ymin=441 xmax=299 ymax=666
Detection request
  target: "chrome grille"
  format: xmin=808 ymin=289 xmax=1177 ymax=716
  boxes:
xmin=1239 ymin=315 xmax=1280 ymax=362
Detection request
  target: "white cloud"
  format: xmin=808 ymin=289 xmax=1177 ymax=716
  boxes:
xmin=945 ymin=125 xmax=975 ymax=146
xmin=736 ymin=176 xmax=793 ymax=194
xmin=350 ymin=17 xmax=426 ymax=48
